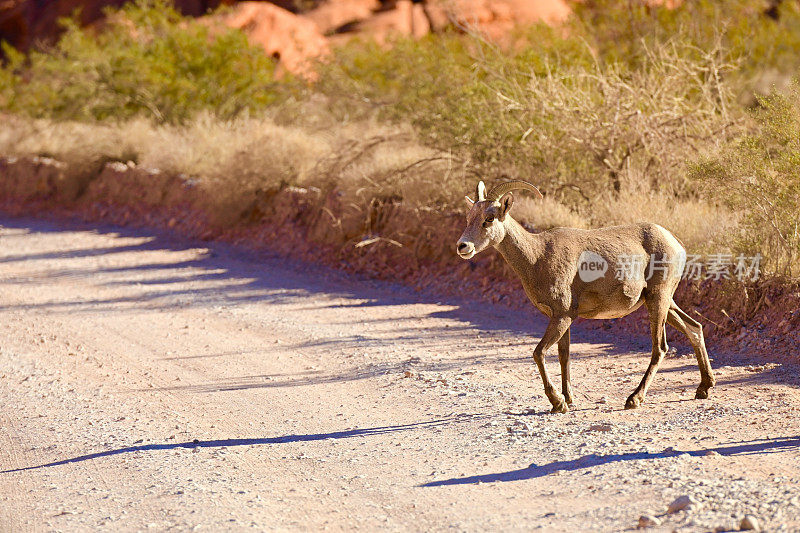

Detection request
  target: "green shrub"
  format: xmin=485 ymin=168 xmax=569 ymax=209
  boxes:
xmin=318 ymin=29 xmax=737 ymax=207
xmin=315 ymin=0 xmax=800 ymax=201
xmin=572 ymin=0 xmax=800 ymax=101
xmin=690 ymin=84 xmax=800 ymax=277
xmin=0 ymin=0 xmax=280 ymax=123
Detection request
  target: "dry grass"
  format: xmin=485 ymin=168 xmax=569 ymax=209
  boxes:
xmin=511 ymin=192 xmax=738 ymax=255
xmin=0 ymin=111 xmax=463 ymax=221
xmin=512 ymin=196 xmax=589 ymax=231
xmin=0 ymin=111 xmax=739 ymax=255
xmin=491 ymin=40 xmax=739 ymax=201
xmin=590 ymin=193 xmax=739 ymax=255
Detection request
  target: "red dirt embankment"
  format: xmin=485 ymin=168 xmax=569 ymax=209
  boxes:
xmin=1 ymin=156 xmax=798 ymax=359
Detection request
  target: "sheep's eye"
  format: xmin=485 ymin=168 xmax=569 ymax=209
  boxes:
xmin=483 ymin=216 xmax=494 ymax=226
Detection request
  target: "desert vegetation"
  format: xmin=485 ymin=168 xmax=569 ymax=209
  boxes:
xmin=5 ymin=5 xmax=800 ymax=531
xmin=1 ymin=0 xmax=799 ymax=285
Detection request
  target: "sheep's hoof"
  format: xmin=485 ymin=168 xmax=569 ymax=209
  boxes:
xmin=625 ymin=395 xmax=642 ymax=409
xmin=695 ymin=387 xmax=710 ymax=400
xmin=564 ymin=392 xmax=574 ymax=406
xmin=550 ymin=401 xmax=568 ymax=414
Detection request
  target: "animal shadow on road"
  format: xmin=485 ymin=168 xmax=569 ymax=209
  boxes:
xmin=1 ymin=415 xmax=486 ymax=474
xmin=421 ymin=436 xmax=800 ymax=487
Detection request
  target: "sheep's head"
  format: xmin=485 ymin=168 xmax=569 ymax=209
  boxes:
xmin=456 ymin=180 xmax=543 ymax=259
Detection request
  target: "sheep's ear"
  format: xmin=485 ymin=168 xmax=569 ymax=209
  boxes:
xmin=464 ymin=195 xmax=475 ymax=207
xmin=498 ymin=192 xmax=513 ymax=220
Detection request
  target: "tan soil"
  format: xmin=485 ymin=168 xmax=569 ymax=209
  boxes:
xmin=1 ymin=216 xmax=799 ymax=532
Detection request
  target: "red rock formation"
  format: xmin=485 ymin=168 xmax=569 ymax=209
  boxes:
xmin=0 ymin=0 xmax=576 ymax=76
xmin=328 ymin=0 xmax=429 ymax=44
xmin=304 ymin=0 xmax=380 ymax=35
xmin=220 ymin=2 xmax=329 ymax=76
xmin=429 ymin=0 xmax=571 ymax=41
xmin=305 ymin=0 xmax=571 ymax=47
xmin=0 ymin=0 xmax=329 ymax=76
xmin=0 ymin=1 xmax=227 ymax=51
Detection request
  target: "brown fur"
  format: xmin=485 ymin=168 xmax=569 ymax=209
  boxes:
xmin=457 ymin=181 xmax=715 ymax=412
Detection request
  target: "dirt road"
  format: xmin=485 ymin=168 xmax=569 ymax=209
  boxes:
xmin=1 ymin=217 xmax=799 ymax=532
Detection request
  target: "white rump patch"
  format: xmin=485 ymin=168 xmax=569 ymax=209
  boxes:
xmin=654 ymin=224 xmax=687 ymax=279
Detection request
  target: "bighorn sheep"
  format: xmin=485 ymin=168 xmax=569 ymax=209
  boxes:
xmin=456 ymin=180 xmax=715 ymax=413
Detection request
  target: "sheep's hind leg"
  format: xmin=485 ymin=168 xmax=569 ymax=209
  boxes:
xmin=667 ymin=300 xmax=715 ymax=399
xmin=532 ymin=317 xmax=573 ymax=413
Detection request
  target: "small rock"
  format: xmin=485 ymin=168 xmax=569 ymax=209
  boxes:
xmin=740 ymin=515 xmax=760 ymax=531
xmin=668 ymin=495 xmax=698 ymax=514
xmin=588 ymin=423 xmax=613 ymax=432
xmin=704 ymin=450 xmax=720 ymax=457
xmin=403 ymin=370 xmax=413 ymax=378
xmin=638 ymin=514 xmax=661 ymax=528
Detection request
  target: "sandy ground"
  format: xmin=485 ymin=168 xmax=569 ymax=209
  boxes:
xmin=1 ymin=217 xmax=799 ymax=532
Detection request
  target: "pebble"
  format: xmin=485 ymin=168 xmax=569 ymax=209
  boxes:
xmin=637 ymin=514 xmax=661 ymax=528
xmin=667 ymin=495 xmax=698 ymax=514
xmin=739 ymin=515 xmax=760 ymax=531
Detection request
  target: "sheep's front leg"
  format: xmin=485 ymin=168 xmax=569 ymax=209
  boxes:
xmin=532 ymin=316 xmax=573 ymax=413
xmin=558 ymin=328 xmax=573 ymax=406
xmin=626 ymin=297 xmax=669 ymax=409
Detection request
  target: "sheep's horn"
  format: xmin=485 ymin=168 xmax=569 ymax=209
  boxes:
xmin=476 ymin=181 xmax=486 ymax=201
xmin=487 ymin=180 xmax=543 ymax=201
